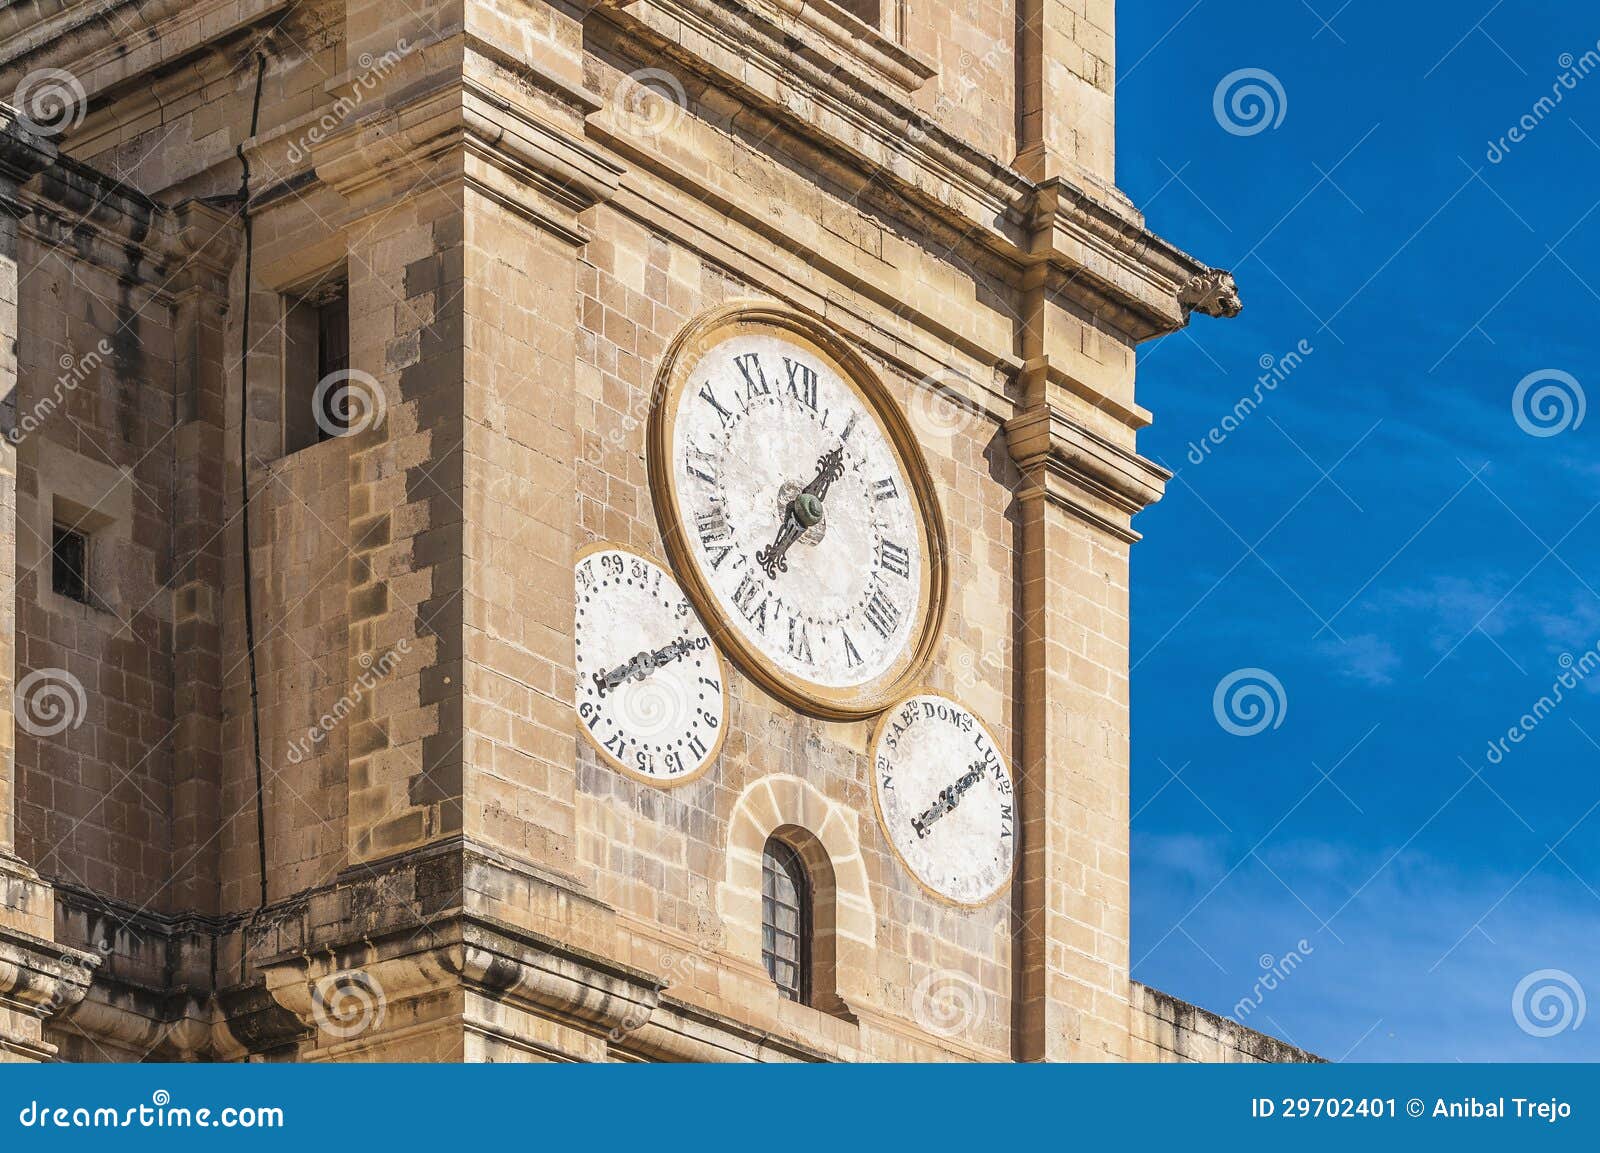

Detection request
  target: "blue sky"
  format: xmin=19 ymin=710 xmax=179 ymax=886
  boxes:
xmin=1119 ymin=1 xmax=1600 ymax=1060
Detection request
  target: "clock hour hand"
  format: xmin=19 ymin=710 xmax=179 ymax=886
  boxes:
xmin=756 ymin=446 xmax=846 ymax=579
xmin=592 ymin=636 xmax=706 ymax=697
xmin=911 ymin=762 xmax=987 ymax=839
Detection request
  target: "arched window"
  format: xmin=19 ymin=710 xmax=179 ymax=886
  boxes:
xmin=761 ymin=837 xmax=811 ymax=1004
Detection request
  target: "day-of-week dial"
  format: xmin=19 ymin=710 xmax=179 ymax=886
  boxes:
xmin=672 ymin=333 xmax=922 ymax=691
xmin=872 ymin=694 xmax=1014 ymax=906
xmin=574 ymin=547 xmax=726 ymax=785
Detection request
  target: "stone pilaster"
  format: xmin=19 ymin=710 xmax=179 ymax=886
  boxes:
xmin=0 ymin=106 xmax=100 ymax=1062
xmin=168 ymin=200 xmax=241 ymax=916
xmin=1015 ymin=0 xmax=1118 ymax=194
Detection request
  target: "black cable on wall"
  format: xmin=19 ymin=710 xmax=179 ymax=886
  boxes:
xmin=237 ymin=52 xmax=268 ymax=912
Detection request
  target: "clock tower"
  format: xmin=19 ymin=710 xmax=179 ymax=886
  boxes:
xmin=0 ymin=0 xmax=1303 ymax=1063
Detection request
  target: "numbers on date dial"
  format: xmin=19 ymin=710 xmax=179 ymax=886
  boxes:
xmin=574 ymin=548 xmax=726 ymax=785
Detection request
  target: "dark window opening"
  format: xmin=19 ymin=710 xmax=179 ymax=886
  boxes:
xmin=52 ymin=524 xmax=89 ymax=604
xmin=283 ymin=283 xmax=350 ymax=455
xmin=762 ymin=837 xmax=812 ymax=1005
xmin=833 ymin=0 xmax=881 ymax=27
xmin=315 ymin=296 xmax=350 ymax=441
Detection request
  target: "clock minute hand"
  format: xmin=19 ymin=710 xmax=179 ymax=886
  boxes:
xmin=756 ymin=447 xmax=846 ymax=579
xmin=911 ymin=762 xmax=987 ymax=839
xmin=592 ymin=636 xmax=704 ymax=697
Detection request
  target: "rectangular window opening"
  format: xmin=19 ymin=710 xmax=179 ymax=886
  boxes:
xmin=282 ymin=280 xmax=350 ymax=456
xmin=52 ymin=523 xmax=89 ymax=605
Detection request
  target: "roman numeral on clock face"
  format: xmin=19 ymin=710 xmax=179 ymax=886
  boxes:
xmin=783 ymin=357 xmax=819 ymax=411
xmin=685 ymin=444 xmax=719 ymax=487
xmin=786 ymin=616 xmax=813 ymax=663
xmin=873 ymin=477 xmax=898 ymax=502
xmin=734 ymin=352 xmax=770 ymax=399
xmin=697 ymin=504 xmax=734 ymax=570
xmin=863 ymin=587 xmax=900 ymax=638
xmin=697 ymin=383 xmax=734 ymax=426
xmin=877 ymin=539 xmax=910 ymax=579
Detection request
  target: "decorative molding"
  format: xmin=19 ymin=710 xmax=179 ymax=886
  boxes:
xmin=310 ymin=78 xmax=623 ymax=241
xmin=1005 ymin=403 xmax=1171 ymax=544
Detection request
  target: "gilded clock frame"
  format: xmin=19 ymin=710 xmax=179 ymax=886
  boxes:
xmin=868 ymin=690 xmax=1016 ymax=909
xmin=573 ymin=541 xmax=730 ymax=788
xmin=647 ymin=302 xmax=949 ymax=721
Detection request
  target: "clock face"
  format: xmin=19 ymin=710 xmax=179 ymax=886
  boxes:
xmin=871 ymin=694 xmax=1014 ymax=906
xmin=650 ymin=307 xmax=946 ymax=718
xmin=574 ymin=546 xmax=727 ymax=786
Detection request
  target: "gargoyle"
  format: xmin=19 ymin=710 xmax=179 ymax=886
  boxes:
xmin=1178 ymin=270 xmax=1243 ymax=321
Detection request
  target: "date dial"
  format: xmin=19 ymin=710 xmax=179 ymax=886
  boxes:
xmin=871 ymin=694 xmax=1014 ymax=906
xmin=574 ymin=546 xmax=727 ymax=785
xmin=649 ymin=307 xmax=946 ymax=718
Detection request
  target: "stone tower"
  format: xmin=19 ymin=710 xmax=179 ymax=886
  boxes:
xmin=0 ymin=0 xmax=1286 ymax=1063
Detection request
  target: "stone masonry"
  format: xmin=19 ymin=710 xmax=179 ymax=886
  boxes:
xmin=0 ymin=0 xmax=1313 ymax=1062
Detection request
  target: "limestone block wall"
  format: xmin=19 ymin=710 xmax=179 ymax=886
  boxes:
xmin=1131 ymin=983 xmax=1323 ymax=1064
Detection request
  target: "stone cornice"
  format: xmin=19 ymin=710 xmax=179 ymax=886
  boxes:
xmin=0 ymin=925 xmax=98 ymax=1019
xmin=592 ymin=0 xmax=1234 ymax=340
xmin=0 ymin=0 xmax=290 ymax=112
xmin=1005 ymin=403 xmax=1171 ymax=543
xmin=309 ymin=75 xmax=623 ymax=240
xmin=0 ymin=105 xmax=56 ymax=205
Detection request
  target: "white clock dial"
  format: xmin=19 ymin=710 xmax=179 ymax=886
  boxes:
xmin=574 ymin=547 xmax=727 ymax=785
xmin=651 ymin=309 xmax=945 ymax=718
xmin=872 ymin=694 xmax=1014 ymax=906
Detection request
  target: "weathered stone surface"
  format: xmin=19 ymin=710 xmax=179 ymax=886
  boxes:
xmin=0 ymin=0 xmax=1298 ymax=1063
